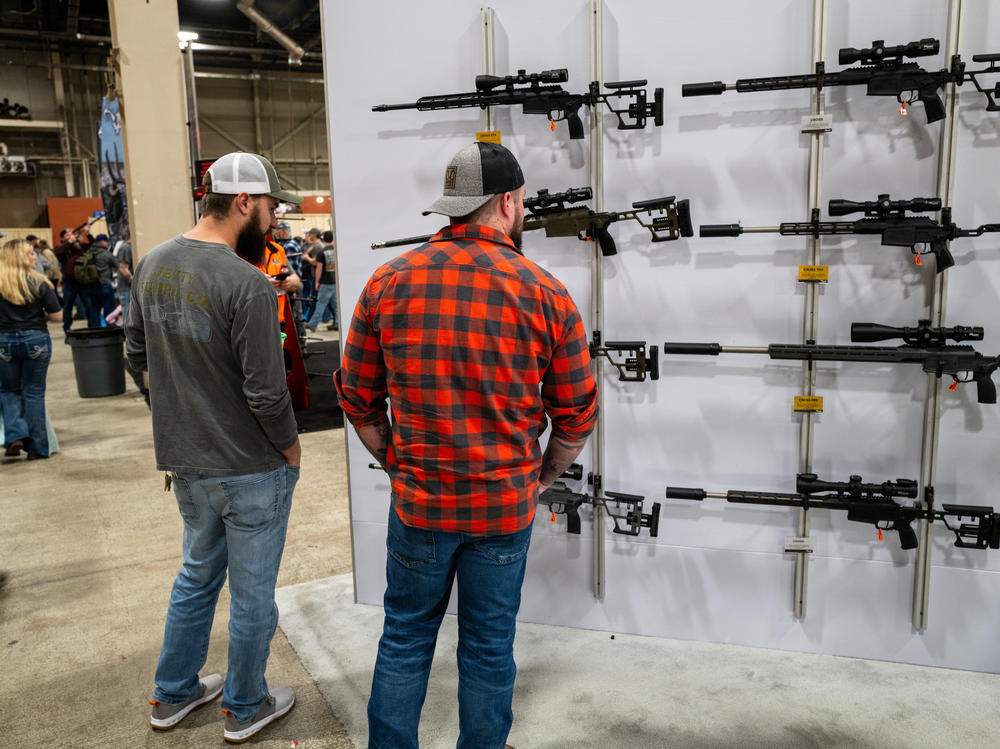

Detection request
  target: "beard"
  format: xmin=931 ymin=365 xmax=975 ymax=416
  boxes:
xmin=234 ymin=206 xmax=267 ymax=266
xmin=510 ymin=206 xmax=524 ymax=250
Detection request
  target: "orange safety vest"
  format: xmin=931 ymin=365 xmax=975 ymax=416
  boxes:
xmin=257 ymin=240 xmax=290 ymax=324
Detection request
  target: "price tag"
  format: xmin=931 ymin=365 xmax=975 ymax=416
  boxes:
xmin=800 ymin=114 xmax=833 ymax=133
xmin=794 ymin=396 xmax=824 ymax=412
xmin=476 ymin=130 xmax=501 ymax=144
xmin=798 ymin=265 xmax=829 ymax=282
xmin=784 ymin=536 xmax=814 ymax=553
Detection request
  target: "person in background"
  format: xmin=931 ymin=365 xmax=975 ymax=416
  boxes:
xmin=53 ymin=227 xmax=100 ymax=331
xmin=0 ymin=238 xmax=62 ymax=460
xmin=91 ymin=234 xmax=118 ymax=323
xmin=36 ymin=240 xmax=61 ymax=290
xmin=126 ymin=151 xmax=302 ymax=744
xmin=297 ymin=227 xmax=321 ymax=321
xmin=335 ymin=142 xmax=598 ymax=748
xmin=271 ymin=222 xmax=306 ymax=343
xmin=115 ymin=233 xmax=134 ymax=322
xmin=24 ymin=234 xmax=48 ymax=275
xmin=305 ymin=230 xmax=337 ymax=332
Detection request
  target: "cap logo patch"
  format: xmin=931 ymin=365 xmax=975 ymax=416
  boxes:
xmin=444 ymin=166 xmax=458 ymax=190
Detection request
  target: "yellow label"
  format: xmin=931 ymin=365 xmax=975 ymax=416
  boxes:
xmin=798 ymin=265 xmax=829 ymax=282
xmin=794 ymin=396 xmax=824 ymax=412
xmin=476 ymin=130 xmax=502 ymax=144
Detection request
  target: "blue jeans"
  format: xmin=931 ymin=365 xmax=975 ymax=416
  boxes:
xmin=153 ymin=464 xmax=299 ymax=721
xmin=118 ymin=288 xmax=131 ymax=322
xmin=368 ymin=507 xmax=533 ymax=749
xmin=0 ymin=330 xmax=53 ymax=456
xmin=98 ymin=283 xmax=118 ymax=323
xmin=306 ymin=283 xmax=337 ymax=329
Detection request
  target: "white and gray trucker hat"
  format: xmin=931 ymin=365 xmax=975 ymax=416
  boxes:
xmin=203 ymin=152 xmax=303 ymax=205
xmin=423 ymin=141 xmax=525 ymax=217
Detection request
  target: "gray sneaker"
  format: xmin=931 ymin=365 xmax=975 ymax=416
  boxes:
xmin=149 ymin=673 xmax=223 ymax=730
xmin=222 ymin=685 xmax=295 ymax=743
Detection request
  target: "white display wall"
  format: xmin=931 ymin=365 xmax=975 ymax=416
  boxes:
xmin=321 ymin=0 xmax=1000 ymax=672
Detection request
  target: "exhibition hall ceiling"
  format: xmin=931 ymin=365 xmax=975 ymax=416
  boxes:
xmin=0 ymin=0 xmax=323 ymax=71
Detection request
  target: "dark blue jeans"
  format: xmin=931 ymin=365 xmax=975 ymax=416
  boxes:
xmin=0 ymin=329 xmax=52 ymax=456
xmin=368 ymin=507 xmax=533 ymax=749
xmin=62 ymin=281 xmax=101 ymax=330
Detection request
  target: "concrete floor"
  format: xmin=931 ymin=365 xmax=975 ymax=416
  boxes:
xmin=0 ymin=323 xmax=355 ymax=748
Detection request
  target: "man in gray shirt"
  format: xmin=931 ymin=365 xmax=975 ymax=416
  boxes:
xmin=126 ymin=152 xmax=302 ymax=744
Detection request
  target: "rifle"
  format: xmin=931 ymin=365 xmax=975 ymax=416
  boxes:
xmin=371 ymin=186 xmax=694 ymax=256
xmin=663 ymin=319 xmax=1000 ymax=404
xmin=700 ymin=195 xmax=1000 ymax=273
xmin=539 ymin=481 xmax=660 ymax=537
xmin=373 ymin=68 xmax=664 ymax=140
xmin=665 ymin=476 xmax=1000 ymax=551
xmin=682 ymin=37 xmax=1000 ymax=124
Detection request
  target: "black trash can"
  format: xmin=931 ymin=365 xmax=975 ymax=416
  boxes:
xmin=66 ymin=327 xmax=126 ymax=397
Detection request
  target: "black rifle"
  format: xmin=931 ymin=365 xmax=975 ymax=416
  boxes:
xmin=372 ymin=186 xmax=693 ymax=256
xmin=663 ymin=319 xmax=1000 ymax=404
xmin=683 ymin=38 xmax=1000 ymax=123
xmin=373 ymin=68 xmax=664 ymax=140
xmin=700 ymin=195 xmax=1000 ymax=273
xmin=666 ymin=476 xmax=1000 ymax=551
xmin=540 ymin=481 xmax=660 ymax=537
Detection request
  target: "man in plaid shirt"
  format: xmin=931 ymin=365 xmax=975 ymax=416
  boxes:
xmin=335 ymin=141 xmax=598 ymax=748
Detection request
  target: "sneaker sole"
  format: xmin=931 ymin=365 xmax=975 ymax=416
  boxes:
xmin=223 ymin=695 xmax=295 ymax=743
xmin=149 ymin=683 xmax=223 ymax=730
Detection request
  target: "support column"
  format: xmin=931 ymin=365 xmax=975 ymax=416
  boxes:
xmin=107 ymin=0 xmax=193 ymax=263
xmin=912 ymin=0 xmax=964 ymax=632
xmin=589 ymin=0 xmax=606 ymax=600
xmin=793 ymin=0 xmax=828 ymax=619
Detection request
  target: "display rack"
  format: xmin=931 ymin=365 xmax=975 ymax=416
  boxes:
xmin=792 ymin=0 xmax=829 ymax=619
xmin=913 ymin=0 xmax=965 ymax=631
xmin=588 ymin=0 xmax=606 ymax=599
xmin=480 ymin=7 xmax=496 ymax=132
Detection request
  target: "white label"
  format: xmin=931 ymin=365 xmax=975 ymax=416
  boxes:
xmin=784 ymin=536 xmax=814 ymax=553
xmin=800 ymin=114 xmax=833 ymax=133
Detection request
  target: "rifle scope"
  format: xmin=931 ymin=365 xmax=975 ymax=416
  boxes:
xmin=476 ymin=68 xmax=568 ymax=91
xmin=838 ymin=38 xmax=939 ymax=66
xmin=796 ymin=473 xmax=918 ymax=500
xmin=851 ymin=320 xmax=985 ymax=345
xmin=828 ymin=194 xmax=941 ymax=217
xmin=524 ymin=186 xmax=592 ymax=214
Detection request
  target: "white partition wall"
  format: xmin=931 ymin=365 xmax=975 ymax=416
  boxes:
xmin=321 ymin=0 xmax=1000 ymax=672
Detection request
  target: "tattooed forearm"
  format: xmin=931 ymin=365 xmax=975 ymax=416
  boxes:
xmin=356 ymin=419 xmax=392 ymax=466
xmin=538 ymin=433 xmax=588 ymax=491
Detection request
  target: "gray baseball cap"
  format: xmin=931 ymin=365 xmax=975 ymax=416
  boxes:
xmin=203 ymin=152 xmax=303 ymax=205
xmin=423 ymin=141 xmax=525 ymax=217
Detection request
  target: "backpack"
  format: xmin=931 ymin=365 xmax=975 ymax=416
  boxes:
xmin=74 ymin=247 xmax=99 ymax=284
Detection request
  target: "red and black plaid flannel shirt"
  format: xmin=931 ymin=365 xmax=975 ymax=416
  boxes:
xmin=335 ymin=224 xmax=598 ymax=535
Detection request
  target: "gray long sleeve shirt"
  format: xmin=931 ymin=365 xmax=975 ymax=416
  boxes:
xmin=125 ymin=235 xmax=298 ymax=475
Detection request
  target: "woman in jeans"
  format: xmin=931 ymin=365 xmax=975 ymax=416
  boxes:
xmin=0 ymin=238 xmax=62 ymax=459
